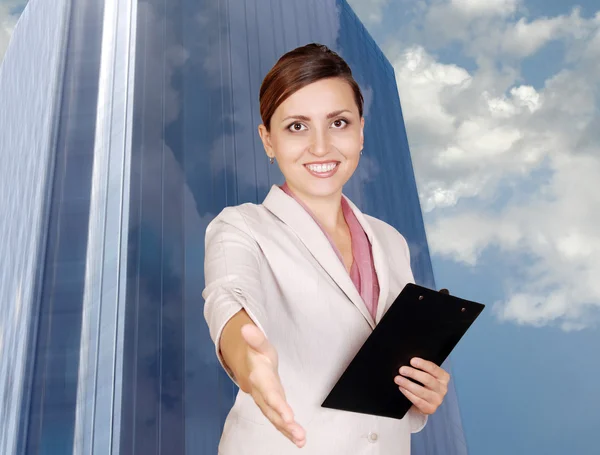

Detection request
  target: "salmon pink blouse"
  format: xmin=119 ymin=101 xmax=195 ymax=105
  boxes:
xmin=281 ymin=183 xmax=380 ymax=320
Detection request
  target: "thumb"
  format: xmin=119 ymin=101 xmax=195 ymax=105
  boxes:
xmin=241 ymin=324 xmax=273 ymax=358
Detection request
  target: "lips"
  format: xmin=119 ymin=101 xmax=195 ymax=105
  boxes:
xmin=304 ymin=161 xmax=340 ymax=178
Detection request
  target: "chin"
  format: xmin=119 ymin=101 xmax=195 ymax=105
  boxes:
xmin=292 ymin=178 xmax=347 ymax=199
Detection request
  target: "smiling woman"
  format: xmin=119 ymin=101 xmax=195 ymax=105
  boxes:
xmin=258 ymin=44 xmax=365 ymax=205
xmin=202 ymin=43 xmax=451 ymax=455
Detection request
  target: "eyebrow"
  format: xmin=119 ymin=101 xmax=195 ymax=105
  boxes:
xmin=281 ymin=109 xmax=352 ymax=123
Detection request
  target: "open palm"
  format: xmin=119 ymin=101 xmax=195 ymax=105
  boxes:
xmin=241 ymin=324 xmax=307 ymax=448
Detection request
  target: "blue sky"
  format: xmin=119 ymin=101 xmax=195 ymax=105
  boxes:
xmin=346 ymin=0 xmax=600 ymax=454
xmin=1 ymin=1 xmax=598 ymax=454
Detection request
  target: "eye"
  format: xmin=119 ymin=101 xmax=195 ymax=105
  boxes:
xmin=331 ymin=119 xmax=348 ymax=129
xmin=288 ymin=122 xmax=307 ymax=132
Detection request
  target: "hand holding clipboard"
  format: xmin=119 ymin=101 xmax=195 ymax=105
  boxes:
xmin=322 ymin=283 xmax=485 ymax=420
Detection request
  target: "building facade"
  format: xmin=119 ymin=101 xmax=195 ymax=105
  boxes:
xmin=0 ymin=0 xmax=468 ymax=454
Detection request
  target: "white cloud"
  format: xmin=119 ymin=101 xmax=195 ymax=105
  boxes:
xmin=386 ymin=4 xmax=600 ymax=330
xmin=427 ymin=153 xmax=600 ymax=331
xmin=501 ymin=16 xmax=566 ymax=57
xmin=415 ymin=2 xmax=596 ymax=62
xmin=450 ymin=0 xmax=519 ymax=18
xmin=499 ymin=9 xmax=597 ymax=58
xmin=346 ymin=0 xmax=390 ymax=25
xmin=390 ymin=45 xmax=541 ymax=211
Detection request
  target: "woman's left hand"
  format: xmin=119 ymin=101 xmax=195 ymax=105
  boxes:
xmin=394 ymin=357 xmax=450 ymax=415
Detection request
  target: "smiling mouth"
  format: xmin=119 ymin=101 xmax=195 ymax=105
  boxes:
xmin=304 ymin=162 xmax=339 ymax=173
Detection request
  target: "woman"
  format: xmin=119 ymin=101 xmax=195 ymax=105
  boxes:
xmin=203 ymin=43 xmax=450 ymax=454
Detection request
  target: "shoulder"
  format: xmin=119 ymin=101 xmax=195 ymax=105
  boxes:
xmin=363 ymin=213 xmax=415 ymax=282
xmin=206 ymin=202 xmax=272 ymax=239
xmin=363 ymin=214 xmax=410 ymax=252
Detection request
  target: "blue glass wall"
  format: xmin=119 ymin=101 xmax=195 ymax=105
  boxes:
xmin=0 ymin=0 xmax=106 ymax=453
xmin=20 ymin=0 xmax=105 ymax=453
xmin=0 ymin=0 xmax=70 ymax=453
xmin=123 ymin=0 xmax=466 ymax=454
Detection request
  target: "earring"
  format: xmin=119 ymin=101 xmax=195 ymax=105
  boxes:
xmin=269 ymin=156 xmax=275 ymax=164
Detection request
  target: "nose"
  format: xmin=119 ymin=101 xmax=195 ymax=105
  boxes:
xmin=309 ymin=128 xmax=329 ymax=157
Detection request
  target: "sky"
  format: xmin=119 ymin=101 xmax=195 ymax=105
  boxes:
xmin=1 ymin=0 xmax=599 ymax=454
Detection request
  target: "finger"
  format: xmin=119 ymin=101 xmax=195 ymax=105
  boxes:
xmin=263 ymin=404 xmax=306 ymax=446
xmin=262 ymin=404 xmax=296 ymax=440
xmin=410 ymin=358 xmax=451 ymax=384
xmin=261 ymin=390 xmax=306 ymax=441
xmin=287 ymin=422 xmax=306 ymax=446
xmin=263 ymin=389 xmax=295 ymax=424
xmin=248 ymin=365 xmax=296 ymax=425
xmin=398 ymin=367 xmax=445 ymax=395
xmin=241 ymin=324 xmax=274 ymax=357
xmin=399 ymin=387 xmax=436 ymax=415
xmin=254 ymin=392 xmax=303 ymax=441
xmin=394 ymin=375 xmax=438 ymax=405
xmin=262 ymin=404 xmax=300 ymax=443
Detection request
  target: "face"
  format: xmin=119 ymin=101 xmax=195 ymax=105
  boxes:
xmin=258 ymin=77 xmax=364 ymax=201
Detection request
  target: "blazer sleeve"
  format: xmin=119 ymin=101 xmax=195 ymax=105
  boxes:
xmin=202 ymin=207 xmax=269 ymax=386
xmin=398 ymin=231 xmax=429 ymax=433
xmin=400 ymin=231 xmax=417 ymax=285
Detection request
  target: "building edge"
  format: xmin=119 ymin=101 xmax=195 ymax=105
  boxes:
xmin=74 ymin=0 xmax=138 ymax=453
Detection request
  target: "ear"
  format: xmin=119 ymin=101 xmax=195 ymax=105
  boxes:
xmin=258 ymin=124 xmax=274 ymax=159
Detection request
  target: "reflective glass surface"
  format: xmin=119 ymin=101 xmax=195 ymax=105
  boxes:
xmin=0 ymin=0 xmax=104 ymax=453
xmin=0 ymin=0 xmax=70 ymax=454
xmin=22 ymin=0 xmax=105 ymax=453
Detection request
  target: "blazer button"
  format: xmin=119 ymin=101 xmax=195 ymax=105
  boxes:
xmin=368 ymin=432 xmax=378 ymax=443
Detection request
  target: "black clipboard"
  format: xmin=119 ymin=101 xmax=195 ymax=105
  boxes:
xmin=321 ymin=283 xmax=485 ymax=420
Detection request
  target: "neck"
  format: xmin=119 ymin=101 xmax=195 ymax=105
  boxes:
xmin=285 ymin=182 xmax=346 ymax=233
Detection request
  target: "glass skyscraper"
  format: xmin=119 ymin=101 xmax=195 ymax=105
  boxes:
xmin=0 ymin=0 xmax=468 ymax=454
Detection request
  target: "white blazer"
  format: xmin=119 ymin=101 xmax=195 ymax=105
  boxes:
xmin=203 ymin=184 xmax=427 ymax=455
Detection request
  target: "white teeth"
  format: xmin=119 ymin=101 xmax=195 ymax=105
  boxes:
xmin=306 ymin=163 xmax=337 ymax=173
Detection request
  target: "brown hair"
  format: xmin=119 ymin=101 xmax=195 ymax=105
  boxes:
xmin=259 ymin=43 xmax=364 ymax=131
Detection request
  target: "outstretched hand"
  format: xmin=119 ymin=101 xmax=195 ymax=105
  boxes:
xmin=241 ymin=324 xmax=306 ymax=448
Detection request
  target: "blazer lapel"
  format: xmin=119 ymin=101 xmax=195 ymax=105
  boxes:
xmin=342 ymin=197 xmax=390 ymax=326
xmin=262 ymin=185 xmax=376 ymax=328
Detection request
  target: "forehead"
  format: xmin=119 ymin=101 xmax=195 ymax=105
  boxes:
xmin=276 ymin=78 xmax=357 ymax=115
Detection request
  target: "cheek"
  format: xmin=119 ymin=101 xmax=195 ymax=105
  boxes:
xmin=338 ymin=139 xmax=361 ymax=177
xmin=335 ymin=134 xmax=362 ymax=159
xmin=273 ymin=133 xmax=307 ymax=151
xmin=272 ymin=135 xmax=307 ymax=165
xmin=273 ymin=140 xmax=306 ymax=171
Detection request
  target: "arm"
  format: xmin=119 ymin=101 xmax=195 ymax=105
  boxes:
xmin=219 ymin=309 xmax=257 ymax=393
xmin=202 ymin=209 xmax=306 ymax=447
xmin=202 ymin=209 xmax=269 ymax=384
